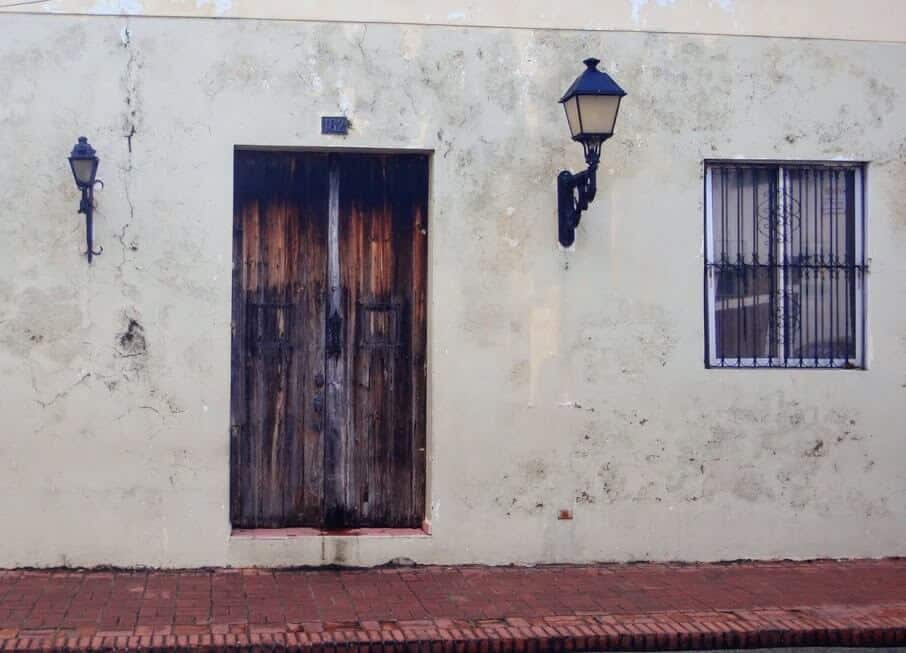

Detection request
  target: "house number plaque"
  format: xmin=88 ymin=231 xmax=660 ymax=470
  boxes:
xmin=321 ymin=116 xmax=349 ymax=135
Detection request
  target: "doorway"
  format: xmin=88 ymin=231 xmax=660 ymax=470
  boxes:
xmin=230 ymin=150 xmax=428 ymax=529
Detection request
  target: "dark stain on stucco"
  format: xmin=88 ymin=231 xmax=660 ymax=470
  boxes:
xmin=118 ymin=318 xmax=147 ymax=357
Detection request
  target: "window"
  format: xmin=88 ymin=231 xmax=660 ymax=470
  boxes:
xmin=704 ymin=162 xmax=866 ymax=369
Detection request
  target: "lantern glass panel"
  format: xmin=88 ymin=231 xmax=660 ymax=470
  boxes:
xmin=70 ymin=158 xmax=98 ymax=188
xmin=575 ymin=95 xmax=621 ymax=137
xmin=563 ymin=96 xmax=582 ymax=139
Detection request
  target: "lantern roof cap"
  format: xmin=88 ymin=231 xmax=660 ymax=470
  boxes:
xmin=559 ymin=58 xmax=627 ymax=103
xmin=69 ymin=136 xmax=97 ymax=159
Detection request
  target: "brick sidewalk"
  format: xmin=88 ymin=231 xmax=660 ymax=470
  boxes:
xmin=1 ymin=559 xmax=905 ymax=651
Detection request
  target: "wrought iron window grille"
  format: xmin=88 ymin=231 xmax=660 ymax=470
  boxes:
xmin=704 ymin=162 xmax=867 ymax=369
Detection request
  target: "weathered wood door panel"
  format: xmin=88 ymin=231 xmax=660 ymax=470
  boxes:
xmin=231 ymin=150 xmax=427 ymax=530
xmin=232 ymin=151 xmax=329 ymax=528
xmin=328 ymin=154 xmax=429 ymax=528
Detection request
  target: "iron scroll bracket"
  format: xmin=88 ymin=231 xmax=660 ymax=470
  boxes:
xmin=558 ymin=161 xmax=598 ymax=248
xmin=79 ymin=179 xmax=104 ymax=262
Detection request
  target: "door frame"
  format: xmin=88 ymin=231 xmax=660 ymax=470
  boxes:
xmin=229 ymin=145 xmax=434 ymax=532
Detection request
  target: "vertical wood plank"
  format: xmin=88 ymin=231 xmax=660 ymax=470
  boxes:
xmin=324 ymin=154 xmax=348 ymax=528
xmin=251 ymin=166 xmax=267 ymax=526
xmin=338 ymin=153 xmax=428 ymax=528
xmin=261 ymin=192 xmax=289 ymax=525
xmin=229 ymin=152 xmax=248 ymax=527
xmin=390 ymin=157 xmax=415 ymax=526
xmin=242 ymin=187 xmax=261 ymax=527
xmin=248 ymin=186 xmax=264 ymax=526
xmin=293 ymin=153 xmax=329 ymax=525
xmin=410 ymin=190 xmax=428 ymax=525
xmin=339 ymin=155 xmax=379 ymax=526
xmin=282 ymin=160 xmax=301 ymax=523
xmin=231 ymin=150 xmax=329 ymax=528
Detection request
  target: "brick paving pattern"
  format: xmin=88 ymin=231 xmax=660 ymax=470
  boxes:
xmin=0 ymin=559 xmax=904 ymax=651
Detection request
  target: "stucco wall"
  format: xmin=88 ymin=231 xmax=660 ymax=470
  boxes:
xmin=0 ymin=13 xmax=904 ymax=568
xmin=3 ymin=0 xmax=906 ymax=44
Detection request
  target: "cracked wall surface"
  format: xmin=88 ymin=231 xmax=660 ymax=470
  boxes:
xmin=0 ymin=13 xmax=905 ymax=567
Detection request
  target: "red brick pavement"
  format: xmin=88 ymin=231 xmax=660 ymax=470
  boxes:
xmin=0 ymin=559 xmax=904 ymax=651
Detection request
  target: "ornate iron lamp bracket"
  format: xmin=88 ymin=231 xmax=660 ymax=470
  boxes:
xmin=558 ymin=154 xmax=599 ymax=248
xmin=78 ymin=179 xmax=104 ymax=263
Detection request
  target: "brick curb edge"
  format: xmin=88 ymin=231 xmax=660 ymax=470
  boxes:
xmin=2 ymin=606 xmax=905 ymax=652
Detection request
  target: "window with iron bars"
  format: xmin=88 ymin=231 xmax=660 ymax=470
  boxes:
xmin=704 ymin=162 xmax=866 ymax=369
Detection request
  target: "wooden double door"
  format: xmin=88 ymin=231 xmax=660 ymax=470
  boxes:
xmin=230 ymin=150 xmax=428 ymax=529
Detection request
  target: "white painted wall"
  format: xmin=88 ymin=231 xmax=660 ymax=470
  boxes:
xmin=0 ymin=12 xmax=904 ymax=567
xmin=3 ymin=0 xmax=906 ymax=44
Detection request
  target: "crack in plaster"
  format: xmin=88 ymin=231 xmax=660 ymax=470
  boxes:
xmin=32 ymin=372 xmax=91 ymax=409
xmin=118 ymin=20 xmax=138 ymax=274
xmin=354 ymin=23 xmax=367 ymax=62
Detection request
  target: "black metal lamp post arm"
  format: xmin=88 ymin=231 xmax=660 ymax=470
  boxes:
xmin=558 ymin=160 xmax=598 ymax=247
xmin=78 ymin=182 xmax=103 ymax=264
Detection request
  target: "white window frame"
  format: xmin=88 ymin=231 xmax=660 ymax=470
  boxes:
xmin=704 ymin=162 xmax=865 ymax=369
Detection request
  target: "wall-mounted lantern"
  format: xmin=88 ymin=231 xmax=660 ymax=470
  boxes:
xmin=68 ymin=136 xmax=103 ymax=263
xmin=557 ymin=58 xmax=626 ymax=247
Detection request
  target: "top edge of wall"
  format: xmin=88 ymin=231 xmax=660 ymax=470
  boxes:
xmin=1 ymin=0 xmax=905 ymax=44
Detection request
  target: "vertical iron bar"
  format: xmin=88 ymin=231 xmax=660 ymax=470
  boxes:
xmin=857 ymin=167 xmax=865 ymax=367
xmin=751 ymin=166 xmax=761 ymax=367
xmin=736 ymin=167 xmax=743 ymax=366
xmin=843 ymin=169 xmax=850 ymax=364
xmin=815 ymin=168 xmax=827 ymax=367
xmin=812 ymin=170 xmax=824 ymax=367
xmin=773 ymin=167 xmax=783 ymax=366
xmin=767 ymin=170 xmax=775 ymax=366
xmin=830 ymin=169 xmax=837 ymax=366
xmin=778 ymin=168 xmax=790 ymax=365
xmin=796 ymin=170 xmax=809 ymax=367
xmin=844 ymin=171 xmax=858 ymax=366
xmin=861 ymin=168 xmax=865 ymax=367
xmin=704 ymin=166 xmax=710 ymax=368
xmin=720 ymin=167 xmax=728 ymax=366
xmin=837 ymin=170 xmax=844 ymax=363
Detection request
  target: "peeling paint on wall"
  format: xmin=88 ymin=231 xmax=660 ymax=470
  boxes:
xmin=195 ymin=0 xmax=232 ymax=16
xmin=629 ymin=0 xmax=680 ymax=24
xmin=90 ymin=0 xmax=145 ymax=15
